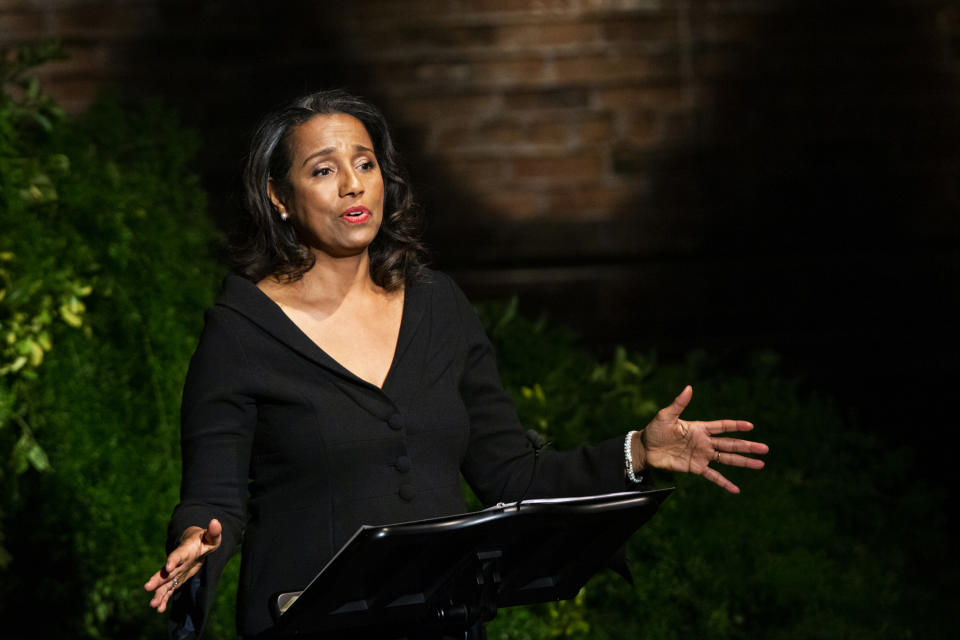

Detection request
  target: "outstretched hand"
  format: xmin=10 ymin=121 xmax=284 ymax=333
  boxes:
xmin=144 ymin=518 xmax=222 ymax=613
xmin=635 ymin=385 xmax=768 ymax=493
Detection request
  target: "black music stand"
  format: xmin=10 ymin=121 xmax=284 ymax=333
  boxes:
xmin=269 ymin=488 xmax=672 ymax=638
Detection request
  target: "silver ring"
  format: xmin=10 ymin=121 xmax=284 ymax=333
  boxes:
xmin=172 ymin=577 xmax=179 ymax=589
xmin=714 ymin=450 xmax=721 ymax=464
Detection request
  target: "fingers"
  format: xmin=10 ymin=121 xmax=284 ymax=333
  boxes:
xmin=699 ymin=465 xmax=741 ymax=494
xmin=714 ymin=437 xmax=769 ymax=456
xmin=703 ymin=419 xmax=754 ymax=434
xmin=651 ymin=389 xmax=767 ymax=493
xmin=145 ymin=526 xmax=208 ymax=607
xmin=164 ymin=523 xmax=220 ymax=574
xmin=144 ymin=570 xmax=166 ymax=592
xmin=203 ymin=518 xmax=222 ymax=547
xmin=150 ymin=572 xmax=186 ymax=612
xmin=200 ymin=519 xmax=223 ymax=555
xmin=148 ymin=577 xmax=175 ymax=611
xmin=147 ymin=570 xmax=178 ymax=611
xmin=658 ymin=385 xmax=693 ymax=423
xmin=146 ymin=522 xmax=223 ymax=614
xmin=710 ymin=434 xmax=768 ymax=470
xmin=146 ymin=561 xmax=204 ymax=612
xmin=164 ymin=541 xmax=199 ymax=575
xmin=145 ymin=557 xmax=185 ymax=607
xmin=716 ymin=451 xmax=765 ymax=469
xmin=700 ymin=434 xmax=767 ymax=489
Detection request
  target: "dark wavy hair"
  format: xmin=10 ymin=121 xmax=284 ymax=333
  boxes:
xmin=232 ymin=89 xmax=427 ymax=290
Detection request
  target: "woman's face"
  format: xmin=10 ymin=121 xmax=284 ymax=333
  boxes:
xmin=270 ymin=113 xmax=385 ymax=259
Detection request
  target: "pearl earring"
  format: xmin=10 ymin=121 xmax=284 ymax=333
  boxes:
xmin=280 ymin=212 xmax=289 ymax=221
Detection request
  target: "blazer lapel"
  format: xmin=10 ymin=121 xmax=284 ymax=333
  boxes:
xmin=215 ymin=275 xmax=353 ymax=379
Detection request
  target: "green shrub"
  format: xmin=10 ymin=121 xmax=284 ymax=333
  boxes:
xmin=0 ymin=44 xmax=948 ymax=640
xmin=0 ymin=40 xmax=79 ymax=557
xmin=0 ymin=43 xmax=230 ymax=638
xmin=477 ymin=303 xmax=949 ymax=639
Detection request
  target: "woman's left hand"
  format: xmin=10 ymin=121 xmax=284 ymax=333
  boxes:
xmin=634 ymin=385 xmax=769 ymax=493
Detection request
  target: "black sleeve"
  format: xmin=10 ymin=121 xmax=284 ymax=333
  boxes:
xmin=444 ymin=275 xmax=636 ymax=506
xmin=166 ymin=307 xmax=258 ymax=638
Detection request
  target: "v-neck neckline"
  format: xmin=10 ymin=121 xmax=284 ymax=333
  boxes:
xmin=242 ymin=276 xmax=419 ymax=392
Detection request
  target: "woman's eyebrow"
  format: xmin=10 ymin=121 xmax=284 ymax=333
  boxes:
xmin=301 ymin=145 xmax=375 ymax=167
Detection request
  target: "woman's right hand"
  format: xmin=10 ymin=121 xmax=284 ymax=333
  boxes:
xmin=144 ymin=518 xmax=222 ymax=613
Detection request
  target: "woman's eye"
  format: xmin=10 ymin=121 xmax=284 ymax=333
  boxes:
xmin=312 ymin=167 xmax=332 ymax=177
xmin=358 ymin=160 xmax=376 ymax=171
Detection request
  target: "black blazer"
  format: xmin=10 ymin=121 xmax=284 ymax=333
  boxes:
xmin=167 ymin=270 xmax=631 ymax=638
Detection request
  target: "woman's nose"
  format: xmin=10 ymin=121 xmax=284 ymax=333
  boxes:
xmin=339 ymin=167 xmax=363 ymax=198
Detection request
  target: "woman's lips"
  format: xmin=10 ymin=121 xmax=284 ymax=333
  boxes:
xmin=341 ymin=206 xmax=371 ymax=224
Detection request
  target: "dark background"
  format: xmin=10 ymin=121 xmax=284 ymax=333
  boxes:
xmin=4 ymin=0 xmax=957 ymax=492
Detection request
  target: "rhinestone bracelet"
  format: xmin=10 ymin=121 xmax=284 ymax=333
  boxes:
xmin=624 ymin=430 xmax=643 ymax=484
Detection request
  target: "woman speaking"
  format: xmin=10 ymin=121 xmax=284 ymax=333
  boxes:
xmin=144 ymin=90 xmax=768 ymax=639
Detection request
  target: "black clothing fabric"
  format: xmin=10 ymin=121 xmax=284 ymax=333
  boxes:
xmin=167 ymin=270 xmax=631 ymax=638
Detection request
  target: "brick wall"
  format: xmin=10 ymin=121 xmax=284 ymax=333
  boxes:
xmin=336 ymin=1 xmax=700 ymax=262
xmin=2 ymin=1 xmax=958 ymax=377
xmin=341 ymin=1 xmax=689 ymax=225
xmin=4 ymin=0 xmax=960 ymax=570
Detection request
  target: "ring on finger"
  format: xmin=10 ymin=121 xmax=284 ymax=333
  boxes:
xmin=714 ymin=450 xmax=721 ymax=464
xmin=172 ymin=576 xmax=179 ymax=589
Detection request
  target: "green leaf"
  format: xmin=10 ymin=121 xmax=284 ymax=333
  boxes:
xmin=33 ymin=112 xmax=52 ymax=132
xmin=11 ymin=429 xmax=51 ymax=473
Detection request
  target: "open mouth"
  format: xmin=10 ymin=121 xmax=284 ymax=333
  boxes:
xmin=341 ymin=206 xmax=371 ymax=224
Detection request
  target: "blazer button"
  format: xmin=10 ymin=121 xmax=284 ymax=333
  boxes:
xmin=395 ymin=455 xmax=412 ymax=473
xmin=387 ymin=414 xmax=403 ymax=431
xmin=399 ymin=483 xmax=416 ymax=502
